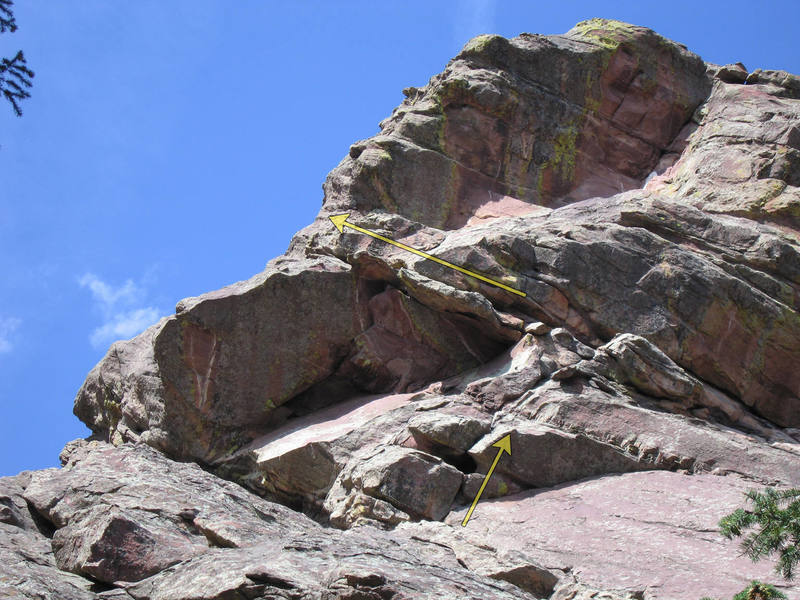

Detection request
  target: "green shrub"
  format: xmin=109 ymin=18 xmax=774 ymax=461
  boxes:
xmin=720 ymin=487 xmax=800 ymax=580
xmin=701 ymin=487 xmax=799 ymax=599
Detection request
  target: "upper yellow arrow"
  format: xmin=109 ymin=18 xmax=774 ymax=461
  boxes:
xmin=328 ymin=214 xmax=526 ymax=297
xmin=461 ymin=433 xmax=512 ymax=527
xmin=329 ymin=214 xmax=350 ymax=233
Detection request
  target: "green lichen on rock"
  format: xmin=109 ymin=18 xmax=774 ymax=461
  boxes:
xmin=440 ymin=157 xmax=460 ymax=225
xmin=548 ymin=118 xmax=581 ymax=182
xmin=103 ymin=396 xmax=122 ymax=434
xmin=99 ymin=376 xmax=124 ymax=437
xmin=584 ymin=68 xmax=603 ymax=113
xmin=570 ymin=18 xmax=639 ymax=50
xmin=460 ymin=34 xmax=501 ymax=55
xmin=369 ymin=169 xmax=399 ymax=214
xmin=434 ymin=77 xmax=471 ymax=110
xmin=759 ymin=179 xmax=789 ymax=202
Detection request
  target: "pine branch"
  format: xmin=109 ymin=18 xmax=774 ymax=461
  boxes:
xmin=0 ymin=0 xmax=16 ymax=33
xmin=719 ymin=488 xmax=800 ymax=581
xmin=778 ymin=545 xmax=800 ymax=579
xmin=720 ymin=508 xmax=756 ymax=538
xmin=731 ymin=580 xmax=787 ymax=600
xmin=0 ymin=49 xmax=34 ymax=116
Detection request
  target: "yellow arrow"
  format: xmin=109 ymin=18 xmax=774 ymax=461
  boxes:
xmin=461 ymin=434 xmax=512 ymax=527
xmin=329 ymin=214 xmax=526 ymax=297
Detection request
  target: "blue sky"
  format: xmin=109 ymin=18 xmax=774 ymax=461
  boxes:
xmin=1 ymin=1 xmax=798 ymax=476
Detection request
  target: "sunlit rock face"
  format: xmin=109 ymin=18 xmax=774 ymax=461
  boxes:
xmin=327 ymin=19 xmax=711 ymax=230
xmin=9 ymin=18 xmax=800 ymax=600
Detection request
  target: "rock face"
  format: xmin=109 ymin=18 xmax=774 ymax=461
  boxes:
xmin=5 ymin=17 xmax=800 ymax=600
xmin=4 ymin=443 xmax=531 ymax=599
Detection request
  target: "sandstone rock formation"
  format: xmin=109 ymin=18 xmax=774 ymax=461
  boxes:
xmin=4 ymin=18 xmax=800 ymax=600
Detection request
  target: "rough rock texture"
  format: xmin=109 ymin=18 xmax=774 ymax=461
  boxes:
xmin=5 ymin=17 xmax=800 ymax=600
xmin=23 ymin=442 xmax=320 ymax=585
xmin=0 ymin=473 xmax=100 ymax=600
xmin=419 ymin=471 xmax=797 ymax=599
xmin=12 ymin=443 xmax=533 ymax=600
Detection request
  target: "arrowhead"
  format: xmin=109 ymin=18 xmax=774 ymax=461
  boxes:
xmin=492 ymin=434 xmax=511 ymax=456
xmin=329 ymin=213 xmax=350 ymax=233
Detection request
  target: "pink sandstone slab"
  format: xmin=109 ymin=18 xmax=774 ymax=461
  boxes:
xmin=444 ymin=471 xmax=799 ymax=599
xmin=249 ymin=393 xmax=414 ymax=463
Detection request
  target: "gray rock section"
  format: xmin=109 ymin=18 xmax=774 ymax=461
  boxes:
xmin=10 ymin=443 xmax=535 ymax=600
xmin=24 ymin=441 xmax=318 ymax=585
xmin=0 ymin=473 xmax=99 ymax=600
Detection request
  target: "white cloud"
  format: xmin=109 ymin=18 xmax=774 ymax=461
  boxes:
xmin=0 ymin=317 xmax=21 ymax=353
xmin=88 ymin=307 xmax=161 ymax=348
xmin=78 ymin=273 xmax=142 ymax=309
xmin=79 ymin=272 xmax=161 ymax=348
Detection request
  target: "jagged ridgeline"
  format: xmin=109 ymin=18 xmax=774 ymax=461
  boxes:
xmin=3 ymin=18 xmax=800 ymax=600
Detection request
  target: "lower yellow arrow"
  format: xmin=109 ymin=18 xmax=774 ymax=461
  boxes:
xmin=461 ymin=434 xmax=512 ymax=527
xmin=329 ymin=213 xmax=526 ymax=297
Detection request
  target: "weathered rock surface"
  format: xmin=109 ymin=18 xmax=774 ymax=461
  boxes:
xmin=10 ymin=443 xmax=534 ymax=599
xmin=24 ymin=442 xmax=319 ymax=585
xmin=0 ymin=522 xmax=99 ymax=600
xmin=0 ymin=473 xmax=100 ymax=599
xmin=437 ymin=471 xmax=797 ymax=599
xmin=345 ymin=445 xmax=463 ymax=520
xmin=332 ymin=19 xmax=710 ymax=227
xmin=5 ymin=17 xmax=800 ymax=600
xmin=124 ymin=527 xmax=534 ymax=600
xmin=218 ymin=392 xmax=416 ymax=511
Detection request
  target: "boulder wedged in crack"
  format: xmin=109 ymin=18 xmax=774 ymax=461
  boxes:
xmin=52 ymin=17 xmax=800 ymax=600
